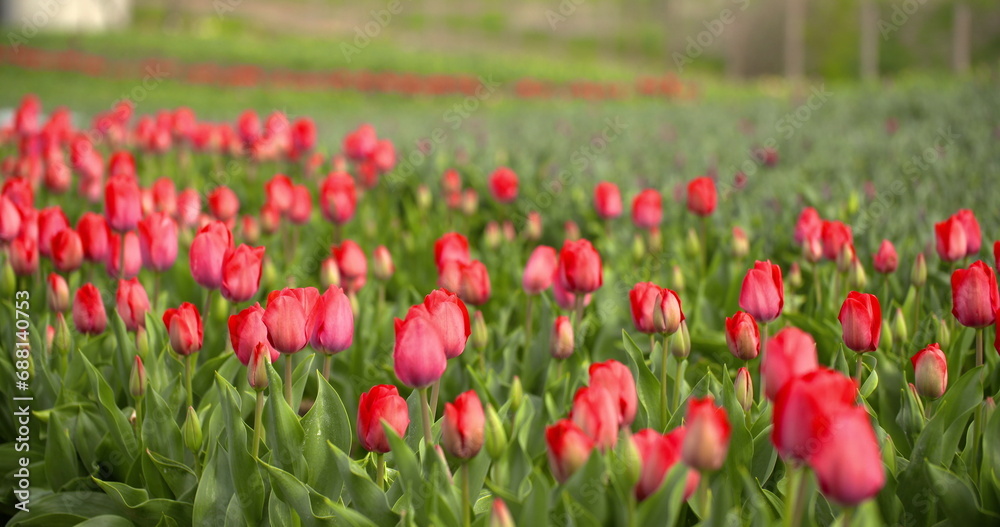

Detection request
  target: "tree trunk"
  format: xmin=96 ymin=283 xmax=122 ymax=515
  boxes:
xmin=952 ymin=2 xmax=971 ymax=74
xmin=725 ymin=14 xmax=746 ymax=79
xmin=859 ymin=0 xmax=878 ymax=80
xmin=785 ymin=0 xmax=806 ymax=80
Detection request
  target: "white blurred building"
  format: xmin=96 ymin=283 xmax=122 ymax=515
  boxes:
xmin=1 ymin=0 xmax=132 ymax=32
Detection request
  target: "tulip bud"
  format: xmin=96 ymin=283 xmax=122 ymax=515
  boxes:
xmin=893 ymin=308 xmax=908 ymax=344
xmin=985 ymin=398 xmax=997 ymax=420
xmin=735 ymin=367 xmax=753 ymax=414
xmin=681 ymin=397 xmax=731 ymax=472
xmin=183 ymin=406 xmax=203 ymax=453
xmin=484 ymin=222 xmax=502 ymax=249
xmin=135 ymin=327 xmax=150 ymax=357
xmin=881 ymin=319 xmax=893 ymax=351
xmin=672 ymin=265 xmax=685 ymax=292
xmin=911 ymin=343 xmax=947 ymax=399
xmin=47 ymin=273 xmax=70 ymax=312
xmin=349 ymin=291 xmax=360 ymax=318
xmin=803 ymin=238 xmax=823 ymax=263
xmin=471 ymin=310 xmax=488 ymax=351
xmin=836 ymin=244 xmax=855 ymax=273
xmin=564 ymin=220 xmax=580 ymax=241
xmin=848 ymin=258 xmax=867 ymax=290
xmin=373 ymin=245 xmax=394 ymax=281
xmin=52 ymin=313 xmax=72 ymax=357
xmin=248 ymin=342 xmax=271 ymax=391
xmin=442 ymin=390 xmax=485 ymax=459
xmin=490 ymin=498 xmax=515 ymax=527
xmin=551 ymin=315 xmax=574 ymax=359
xmin=725 ymin=311 xmax=760 ymax=361
xmin=672 ymin=320 xmax=691 ymax=359
xmin=45 ymin=326 xmax=54 ymax=354
xmin=461 ymin=188 xmax=478 ymax=215
xmin=525 ymin=212 xmax=542 ymax=241
xmin=911 ymin=253 xmax=927 ymax=288
xmin=900 ymin=383 xmax=926 ymax=436
xmin=631 ymin=234 xmax=645 ymax=260
xmin=685 ymin=228 xmax=701 ymax=256
xmin=485 ymin=404 xmax=508 ymax=459
xmin=788 ymin=262 xmax=803 ymax=289
xmin=416 ymin=184 xmax=432 ymax=210
xmin=130 ymin=355 xmax=146 ymax=399
xmin=510 ymin=376 xmax=523 ymax=413
xmin=618 ymin=431 xmax=642 ymax=489
xmin=732 ymin=227 xmax=749 ymax=259
xmin=0 ymin=259 xmax=14 ymax=298
xmin=263 ymin=258 xmax=279 ymax=289
xmin=648 ymin=227 xmax=663 ymax=253
xmin=937 ymin=315 xmax=951 ymax=343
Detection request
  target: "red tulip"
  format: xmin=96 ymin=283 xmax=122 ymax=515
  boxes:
xmin=434 ymin=232 xmax=470 ymax=270
xmin=265 ymin=174 xmax=294 ymax=213
xmin=343 ymin=124 xmax=377 ymax=161
xmin=820 ymin=221 xmax=853 ymax=261
xmin=208 ymin=186 xmax=240 ymax=222
xmin=442 ymin=168 xmax=461 ymax=195
xmin=994 ymin=241 xmax=999 ymax=274
xmin=137 ymin=212 xmax=178 ymax=272
xmin=116 ymin=278 xmax=150 ymax=332
xmin=739 ymin=260 xmax=784 ymax=323
xmin=686 ymin=176 xmax=717 ymax=216
xmin=725 ymin=311 xmax=760 ymax=361
xmin=38 ymin=206 xmax=69 ymax=258
xmin=104 ymin=174 xmax=141 ymax=232
xmin=73 ymin=283 xmax=106 ymax=335
xmin=331 ymin=240 xmax=367 ymax=294
xmin=221 ymin=244 xmax=265 ymax=303
xmin=589 ymin=360 xmax=637 ymax=427
xmin=292 ymin=119 xmax=317 ymax=154
xmin=229 ymin=303 xmax=280 ymax=365
xmin=51 ymin=228 xmax=83 ymax=273
xmin=571 ymin=386 xmax=619 ymax=450
xmin=633 ymin=427 xmax=700 ymax=501
xmin=523 ymin=245 xmax=557 ymax=294
xmin=838 ymin=292 xmax=881 ymax=352
xmin=552 ymin=270 xmax=590 ymax=311
xmin=442 ymin=390 xmax=485 ymax=459
xmin=0 ymin=194 xmax=21 ymax=242
xmin=558 ymin=239 xmax=603 ymax=294
xmin=629 ymin=282 xmax=662 ymax=334
xmin=190 ymin=221 xmax=233 ymax=290
xmin=288 ymin=185 xmax=312 ymax=225
xmin=488 ymin=166 xmax=518 ymax=203
xmin=241 ymin=215 xmax=260 ymax=243
xmin=951 ymin=260 xmax=999 ymax=328
xmin=681 ymin=397 xmax=731 ymax=471
xmin=2 ymin=176 xmax=34 ymax=210
xmin=873 ymin=239 xmax=898 ymax=274
xmin=411 ymin=289 xmax=470 ymax=358
xmin=307 ymin=286 xmax=354 ymax=354
xmin=151 ymin=177 xmax=177 ymax=216
xmin=809 ymin=406 xmax=886 ymax=506
xmin=761 ymin=327 xmax=819 ymax=401
xmin=772 ymin=367 xmax=857 ymax=461
xmin=10 ymin=234 xmax=38 ymax=276
xmin=393 ymin=313 xmax=447 ymax=388
xmin=794 ymin=207 xmax=822 ymax=245
xmin=631 ymin=189 xmax=662 ymax=230
xmin=263 ymin=287 xmax=320 ymax=354
xmin=437 ymin=260 xmax=462 ymax=293
xmin=163 ymin=302 xmax=204 ymax=356
xmin=457 ymin=259 xmax=491 ymax=306
xmin=357 ymin=384 xmax=410 ymax=453
xmin=76 ymin=212 xmax=109 ymax=262
xmin=593 ymin=181 xmax=622 ymax=219
xmin=319 ymin=171 xmax=357 ymax=225
xmin=47 ymin=273 xmax=69 ymax=312
xmin=934 ymin=215 xmax=967 ymax=262
xmin=105 ymin=231 xmax=141 ymax=279
xmin=911 ymin=343 xmax=947 ymax=399
xmin=546 ymin=419 xmax=596 ymax=483
xmin=176 ymin=188 xmax=201 ymax=227
xmin=955 ymin=209 xmax=981 ymax=255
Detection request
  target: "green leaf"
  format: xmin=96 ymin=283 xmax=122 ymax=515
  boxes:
xmin=384 ymin=425 xmax=427 ymax=524
xmin=302 ymin=372 xmax=351 ymax=498
xmin=264 ymin=362 xmax=306 ymax=475
xmin=214 ymin=373 xmax=265 ymax=525
xmin=6 ymin=491 xmax=123 ymax=526
xmin=44 ymin=409 xmax=81 ymax=491
xmin=93 ymin=479 xmax=193 ymax=525
xmin=331 ymin=443 xmax=399 ymax=527
xmin=77 ymin=515 xmax=136 ymax=527
xmin=81 ymin=354 xmax=138 ymax=460
xmin=914 ymin=366 xmax=983 ymax=466
xmin=622 ymin=330 xmax=661 ymax=431
xmin=926 ymin=463 xmax=990 ymax=525
xmin=193 ymin=443 xmax=236 ymax=526
xmin=636 ymin=463 xmax=689 ymax=527
xmin=261 ymin=460 xmax=378 ymax=527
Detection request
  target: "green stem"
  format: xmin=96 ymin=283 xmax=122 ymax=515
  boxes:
xmin=376 ymin=453 xmax=385 ymax=491
xmin=525 ymin=294 xmax=534 ymax=357
xmin=882 ymin=276 xmax=889 ymax=310
xmin=153 ymin=272 xmax=161 ymax=312
xmin=673 ymin=355 xmax=684 ymax=415
xmin=660 ymin=333 xmax=669 ymax=427
xmin=840 ymin=506 xmax=855 ymax=527
xmin=697 ymin=473 xmax=710 ymax=519
xmin=572 ymin=295 xmax=584 ymax=338
xmin=855 ymin=354 xmax=864 ymax=386
xmin=284 ymin=355 xmax=293 ymax=405
xmin=430 ymin=379 xmax=441 ymax=421
xmin=134 ymin=395 xmax=144 ymax=438
xmin=252 ymin=391 xmax=265 ymax=458
xmin=322 ymin=354 xmax=332 ymax=380
xmin=201 ymin=288 xmax=214 ymax=328
xmin=976 ymin=328 xmax=984 ymax=368
xmin=461 ymin=462 xmax=472 ymax=527
xmin=812 ymin=261 xmax=822 ymax=310
xmin=419 ymin=387 xmax=434 ymax=447
xmin=912 ymin=286 xmax=922 ymax=339
xmin=118 ymin=232 xmax=126 ymax=280
xmin=789 ymin=466 xmax=810 ymax=527
xmin=649 ymin=333 xmax=656 ymax=355
xmin=760 ymin=322 xmax=769 ymax=401
xmin=185 ymin=355 xmax=195 ymax=409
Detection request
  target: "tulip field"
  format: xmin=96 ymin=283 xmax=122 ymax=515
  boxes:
xmin=0 ymin=78 xmax=999 ymax=527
